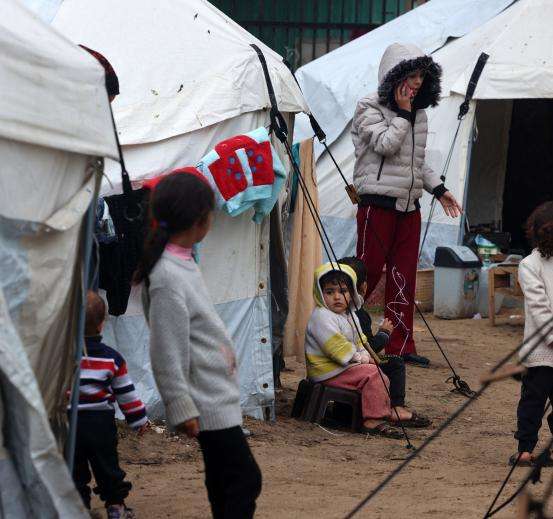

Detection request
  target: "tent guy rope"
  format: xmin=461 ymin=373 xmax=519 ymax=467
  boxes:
xmin=342 ymin=315 xmax=553 ymax=518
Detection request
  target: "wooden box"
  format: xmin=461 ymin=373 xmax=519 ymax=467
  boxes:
xmin=415 ymin=268 xmax=434 ymax=312
xmin=365 ymin=268 xmax=434 ymax=312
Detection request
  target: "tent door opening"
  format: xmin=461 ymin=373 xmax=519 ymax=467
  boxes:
xmin=465 ymin=99 xmax=553 ymax=255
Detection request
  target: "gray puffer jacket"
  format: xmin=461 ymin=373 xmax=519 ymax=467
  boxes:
xmin=352 ymin=43 xmax=445 ymax=212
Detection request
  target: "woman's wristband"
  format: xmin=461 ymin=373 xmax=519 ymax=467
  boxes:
xmin=433 ymin=184 xmax=447 ymax=199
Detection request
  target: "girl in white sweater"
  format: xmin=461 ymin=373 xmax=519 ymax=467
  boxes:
xmin=514 ymin=202 xmax=553 ymax=466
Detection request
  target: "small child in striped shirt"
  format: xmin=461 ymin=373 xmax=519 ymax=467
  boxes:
xmin=70 ymin=291 xmax=148 ymax=519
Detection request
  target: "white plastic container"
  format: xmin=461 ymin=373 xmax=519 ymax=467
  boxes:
xmin=433 ymin=246 xmax=481 ymax=319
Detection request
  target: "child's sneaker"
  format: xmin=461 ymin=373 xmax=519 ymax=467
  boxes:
xmin=106 ymin=504 xmax=136 ymax=519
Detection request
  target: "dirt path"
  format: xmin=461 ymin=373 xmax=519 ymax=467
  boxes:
xmin=96 ymin=315 xmax=553 ymax=518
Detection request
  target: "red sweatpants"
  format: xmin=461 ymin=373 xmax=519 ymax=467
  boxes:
xmin=356 ymin=205 xmax=421 ymax=356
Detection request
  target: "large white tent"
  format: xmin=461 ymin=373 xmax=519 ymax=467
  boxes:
xmin=0 ymin=0 xmax=118 ymax=515
xmin=50 ymin=0 xmax=307 ymax=419
xmin=431 ymin=0 xmax=553 ymax=254
xmin=293 ymin=0 xmax=516 ymax=265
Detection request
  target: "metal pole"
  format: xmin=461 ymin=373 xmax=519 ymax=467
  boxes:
xmin=458 ymin=114 xmax=476 ymax=246
xmin=65 ymin=180 xmax=98 ymax=472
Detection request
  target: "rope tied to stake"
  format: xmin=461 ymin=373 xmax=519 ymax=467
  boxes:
xmin=343 ymin=315 xmax=553 ymax=518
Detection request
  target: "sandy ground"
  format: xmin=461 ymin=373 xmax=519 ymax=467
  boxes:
xmin=91 ymin=314 xmax=553 ymax=518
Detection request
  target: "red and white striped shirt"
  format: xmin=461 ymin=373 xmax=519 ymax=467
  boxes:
xmin=69 ymin=336 xmax=147 ymax=429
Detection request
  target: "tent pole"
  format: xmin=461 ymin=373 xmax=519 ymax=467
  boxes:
xmin=65 ymin=180 xmax=98 ymax=472
xmin=458 ymin=110 xmax=477 ymax=246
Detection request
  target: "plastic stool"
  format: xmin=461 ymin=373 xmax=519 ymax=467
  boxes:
xmin=292 ymin=379 xmax=362 ymax=432
xmin=313 ymin=385 xmax=362 ymax=432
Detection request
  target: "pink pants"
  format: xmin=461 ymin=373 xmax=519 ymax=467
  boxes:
xmin=324 ymin=364 xmax=391 ymax=420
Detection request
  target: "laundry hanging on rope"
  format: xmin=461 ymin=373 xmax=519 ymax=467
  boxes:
xmin=196 ymin=126 xmax=286 ymax=223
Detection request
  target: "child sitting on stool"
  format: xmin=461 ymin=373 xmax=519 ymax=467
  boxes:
xmin=305 ymin=262 xmax=428 ymax=438
xmin=70 ymin=291 xmax=148 ymax=519
xmin=339 ymin=256 xmax=431 ymax=427
xmin=512 ymin=202 xmax=553 ymax=466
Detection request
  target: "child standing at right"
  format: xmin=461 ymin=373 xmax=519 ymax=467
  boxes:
xmin=134 ymin=170 xmax=262 ymax=518
xmin=514 ymin=202 xmax=553 ymax=466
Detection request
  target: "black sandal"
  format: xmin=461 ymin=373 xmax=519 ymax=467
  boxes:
xmin=394 ymin=411 xmax=432 ymax=429
xmin=361 ymin=422 xmax=404 ymax=439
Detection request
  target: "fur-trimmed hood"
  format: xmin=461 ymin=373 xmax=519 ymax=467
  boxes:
xmin=377 ymin=43 xmax=442 ymax=111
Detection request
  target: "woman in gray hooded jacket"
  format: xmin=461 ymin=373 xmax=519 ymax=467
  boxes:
xmin=352 ymin=43 xmax=461 ymax=367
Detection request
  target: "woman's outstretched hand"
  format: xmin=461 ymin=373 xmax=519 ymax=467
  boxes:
xmin=439 ymin=191 xmax=463 ymax=218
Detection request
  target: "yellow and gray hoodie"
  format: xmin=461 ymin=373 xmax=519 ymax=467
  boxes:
xmin=305 ymin=262 xmax=376 ymax=382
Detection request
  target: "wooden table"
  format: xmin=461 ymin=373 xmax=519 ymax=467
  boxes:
xmin=488 ymin=265 xmax=524 ymax=326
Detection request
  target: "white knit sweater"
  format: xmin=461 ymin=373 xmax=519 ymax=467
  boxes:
xmin=143 ymin=252 xmax=242 ymax=431
xmin=518 ymin=249 xmax=553 ymax=368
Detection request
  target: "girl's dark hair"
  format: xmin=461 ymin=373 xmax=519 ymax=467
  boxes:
xmin=526 ymin=201 xmax=553 ymax=259
xmin=133 ymin=172 xmax=215 ymax=284
xmin=319 ymin=270 xmax=354 ymax=295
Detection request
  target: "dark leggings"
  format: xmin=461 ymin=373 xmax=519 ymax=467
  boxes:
xmin=515 ymin=366 xmax=553 ymax=453
xmin=379 ymin=355 xmax=406 ymax=407
xmin=198 ymin=426 xmax=262 ymax=519
xmin=73 ymin=411 xmax=131 ymax=508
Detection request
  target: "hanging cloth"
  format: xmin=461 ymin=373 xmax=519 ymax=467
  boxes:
xmin=98 ymin=189 xmax=147 ymax=316
xmin=283 ymin=138 xmax=322 ymax=360
xmin=196 ymin=127 xmax=286 ymax=223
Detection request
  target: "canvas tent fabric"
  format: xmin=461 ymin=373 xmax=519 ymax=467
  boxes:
xmin=51 ymin=0 xmax=307 ymax=420
xmin=293 ymin=0 xmax=515 ymax=153
xmin=292 ymin=0 xmax=515 ymax=266
xmin=53 ymin=0 xmax=306 ymax=147
xmin=0 ymin=0 xmax=118 ymax=516
xmin=0 ymin=0 xmax=116 ymax=160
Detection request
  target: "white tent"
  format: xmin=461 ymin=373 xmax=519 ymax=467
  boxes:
xmin=51 ymin=0 xmax=307 ymax=419
xmin=293 ymin=0 xmax=515 ymax=265
xmin=0 ymin=0 xmax=118 ymax=516
xmin=429 ymin=0 xmax=553 ymax=255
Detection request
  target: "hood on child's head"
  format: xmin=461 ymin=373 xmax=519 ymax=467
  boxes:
xmin=313 ymin=262 xmax=364 ymax=310
xmin=377 ymin=42 xmax=442 ymax=111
